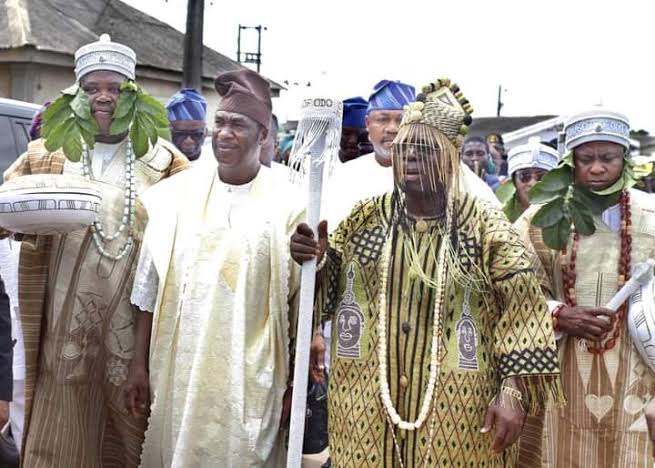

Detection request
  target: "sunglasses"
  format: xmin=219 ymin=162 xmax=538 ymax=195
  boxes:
xmin=516 ymin=169 xmax=546 ymax=184
xmin=171 ymin=130 xmax=206 ymax=142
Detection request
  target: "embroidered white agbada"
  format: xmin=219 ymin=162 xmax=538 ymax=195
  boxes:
xmin=322 ymin=152 xmax=501 ymax=231
xmin=132 ymin=160 xmax=302 ymax=467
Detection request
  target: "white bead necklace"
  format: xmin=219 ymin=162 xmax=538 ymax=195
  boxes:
xmin=377 ymin=229 xmax=447 ymax=432
xmin=82 ymin=139 xmax=136 ymax=261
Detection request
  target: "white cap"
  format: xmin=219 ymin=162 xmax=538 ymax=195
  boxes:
xmin=507 ymin=137 xmax=560 ymax=177
xmin=564 ymin=108 xmax=630 ymax=152
xmin=74 ymin=34 xmax=137 ymax=81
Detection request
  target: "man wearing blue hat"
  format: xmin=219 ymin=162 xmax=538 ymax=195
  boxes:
xmin=166 ymin=88 xmax=207 ymax=161
xmin=322 ymin=80 xmax=500 ymax=232
xmin=340 ymin=97 xmax=368 ymax=162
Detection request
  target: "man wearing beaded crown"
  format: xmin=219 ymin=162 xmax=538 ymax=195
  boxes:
xmin=126 ymin=68 xmax=303 ymax=467
xmin=2 ymin=34 xmax=188 ymax=467
xmin=291 ymin=78 xmax=563 ymax=467
xmin=515 ymin=109 xmax=655 ymax=467
xmin=321 ymin=79 xmax=501 ymax=232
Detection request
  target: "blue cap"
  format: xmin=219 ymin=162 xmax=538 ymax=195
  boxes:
xmin=367 ymin=80 xmax=415 ymax=114
xmin=342 ymin=97 xmax=368 ymax=129
xmin=166 ymin=88 xmax=207 ymax=121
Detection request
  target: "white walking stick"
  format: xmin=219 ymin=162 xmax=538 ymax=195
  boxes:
xmin=606 ymin=259 xmax=655 ymax=312
xmin=287 ymin=97 xmax=342 ymax=468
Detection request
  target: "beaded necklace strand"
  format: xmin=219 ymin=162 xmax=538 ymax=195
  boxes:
xmin=561 ymin=190 xmax=632 ymax=354
xmin=82 ymin=140 xmax=136 ymax=261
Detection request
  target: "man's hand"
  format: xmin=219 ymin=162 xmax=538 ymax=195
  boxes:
xmin=557 ymin=305 xmax=614 ymax=341
xmin=645 ymin=397 xmax=655 ymax=457
xmin=481 ymin=396 xmax=525 ymax=453
xmin=310 ymin=334 xmax=326 ymax=385
xmin=0 ymin=400 xmax=9 ymax=428
xmin=123 ymin=364 xmax=150 ymax=418
xmin=290 ymin=221 xmax=328 ymax=265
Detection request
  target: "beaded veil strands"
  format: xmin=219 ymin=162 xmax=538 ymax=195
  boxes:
xmin=82 ymin=140 xmax=136 ymax=261
xmin=561 ymin=190 xmax=632 ymax=354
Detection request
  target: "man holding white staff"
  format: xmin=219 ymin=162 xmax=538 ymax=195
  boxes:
xmin=515 ymin=108 xmax=655 ymax=467
xmin=292 ymin=78 xmax=563 ymax=467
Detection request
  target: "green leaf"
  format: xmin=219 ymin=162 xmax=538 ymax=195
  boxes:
xmin=43 ymin=117 xmax=76 ymax=152
xmin=42 ymin=95 xmax=74 ymax=135
xmin=62 ymin=126 xmax=83 ymax=162
xmin=536 ymin=166 xmax=574 ymax=192
xmin=70 ymin=89 xmax=92 ymax=120
xmin=113 ymin=90 xmax=137 ymax=120
xmin=110 ymin=106 xmax=135 ymax=135
xmin=76 ymin=114 xmax=99 ymax=136
xmin=156 ymin=126 xmax=171 ymax=141
xmin=77 ymin=122 xmax=95 ymax=149
xmin=62 ymin=84 xmax=79 ymax=96
xmin=570 ymin=186 xmax=601 ymax=215
xmin=137 ymin=113 xmax=159 ymax=146
xmin=528 ymin=182 xmax=568 ymax=205
xmin=569 ymin=199 xmax=596 ymax=236
xmin=495 ymin=180 xmax=516 ymax=204
xmin=130 ymin=120 xmax=149 ymax=158
xmin=120 ymin=81 xmax=139 ymax=93
xmin=136 ymin=94 xmax=169 ymax=128
xmin=502 ymin=195 xmax=524 ymax=223
xmin=542 ymin=218 xmax=572 ymax=250
xmin=532 ymin=198 xmax=565 ymax=228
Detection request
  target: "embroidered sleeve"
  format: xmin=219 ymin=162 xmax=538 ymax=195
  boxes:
xmin=483 ymin=205 xmax=565 ymax=414
xmin=313 ymin=213 xmax=349 ymax=333
xmin=130 ymin=245 xmax=159 ymax=313
xmin=513 ymin=207 xmax=558 ymax=298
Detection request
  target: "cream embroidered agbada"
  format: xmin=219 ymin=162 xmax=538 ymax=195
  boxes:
xmin=132 ymin=161 xmax=303 ymax=467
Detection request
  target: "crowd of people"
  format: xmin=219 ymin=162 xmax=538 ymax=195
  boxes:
xmin=0 ymin=33 xmax=654 ymax=468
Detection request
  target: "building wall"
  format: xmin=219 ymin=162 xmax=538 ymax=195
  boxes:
xmin=0 ymin=64 xmax=10 ymax=97
xmin=137 ymin=77 xmax=220 ymax=128
xmin=0 ymin=62 xmax=223 ymax=128
xmin=0 ymin=63 xmax=74 ymax=104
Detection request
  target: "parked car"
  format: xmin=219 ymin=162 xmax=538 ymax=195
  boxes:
xmin=0 ymin=98 xmax=40 ymax=176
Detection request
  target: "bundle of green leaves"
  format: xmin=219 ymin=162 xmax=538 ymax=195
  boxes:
xmin=495 ymin=180 xmax=523 ymax=223
xmin=41 ymin=81 xmax=171 ymax=162
xmin=528 ymin=152 xmax=643 ymax=250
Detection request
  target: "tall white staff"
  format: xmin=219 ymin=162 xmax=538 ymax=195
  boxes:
xmin=287 ymin=97 xmax=342 ymax=468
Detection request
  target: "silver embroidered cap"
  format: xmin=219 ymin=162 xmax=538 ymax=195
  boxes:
xmin=507 ymin=137 xmax=560 ymax=177
xmin=564 ymin=108 xmax=630 ymax=152
xmin=74 ymin=34 xmax=137 ymax=81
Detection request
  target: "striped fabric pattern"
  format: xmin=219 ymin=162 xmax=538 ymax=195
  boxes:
xmin=4 ymin=138 xmax=188 ymax=467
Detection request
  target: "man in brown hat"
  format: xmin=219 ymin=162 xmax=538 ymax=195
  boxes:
xmin=125 ymin=68 xmax=303 ymax=466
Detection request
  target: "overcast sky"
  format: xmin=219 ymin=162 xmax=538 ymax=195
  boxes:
xmin=124 ymin=0 xmax=655 ymax=131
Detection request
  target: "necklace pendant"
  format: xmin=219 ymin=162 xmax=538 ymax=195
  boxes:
xmin=415 ymin=219 xmax=428 ymax=233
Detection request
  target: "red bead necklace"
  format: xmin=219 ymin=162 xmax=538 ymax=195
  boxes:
xmin=560 ymin=190 xmax=632 ymax=354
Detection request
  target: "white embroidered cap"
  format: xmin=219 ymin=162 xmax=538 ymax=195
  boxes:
xmin=74 ymin=34 xmax=137 ymax=81
xmin=564 ymin=108 xmax=630 ymax=152
xmin=507 ymin=137 xmax=560 ymax=177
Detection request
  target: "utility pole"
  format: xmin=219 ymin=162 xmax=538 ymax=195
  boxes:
xmin=182 ymin=0 xmax=204 ymax=90
xmin=496 ymin=85 xmax=504 ymax=117
xmin=236 ymin=24 xmax=267 ymax=73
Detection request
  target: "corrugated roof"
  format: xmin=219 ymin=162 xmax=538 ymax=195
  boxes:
xmin=0 ymin=0 xmax=282 ymax=90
